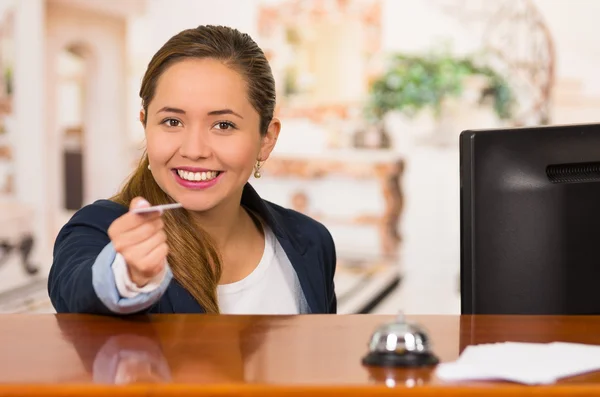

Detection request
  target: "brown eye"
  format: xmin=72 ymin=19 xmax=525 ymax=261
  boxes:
xmin=163 ymin=118 xmax=182 ymax=127
xmin=215 ymin=121 xmax=235 ymax=130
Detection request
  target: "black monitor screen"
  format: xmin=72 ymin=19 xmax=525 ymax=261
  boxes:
xmin=460 ymin=123 xmax=600 ymax=314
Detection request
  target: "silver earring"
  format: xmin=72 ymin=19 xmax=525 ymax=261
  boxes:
xmin=254 ymin=160 xmax=262 ymax=178
xmin=147 ymin=164 xmax=151 ymax=170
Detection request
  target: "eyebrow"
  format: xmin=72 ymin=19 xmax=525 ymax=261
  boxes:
xmin=207 ymin=109 xmax=244 ymax=119
xmin=157 ymin=106 xmax=243 ymax=119
xmin=157 ymin=106 xmax=186 ymax=115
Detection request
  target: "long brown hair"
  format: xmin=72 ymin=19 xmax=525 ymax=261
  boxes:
xmin=111 ymin=25 xmax=276 ymax=313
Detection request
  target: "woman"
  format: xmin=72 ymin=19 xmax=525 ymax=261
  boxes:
xmin=48 ymin=25 xmax=337 ymax=315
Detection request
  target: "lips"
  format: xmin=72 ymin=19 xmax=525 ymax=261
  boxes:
xmin=171 ymin=168 xmax=224 ymax=190
xmin=175 ymin=169 xmax=220 ymax=182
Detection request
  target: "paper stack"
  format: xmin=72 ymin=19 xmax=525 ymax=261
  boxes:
xmin=435 ymin=342 xmax=600 ymax=385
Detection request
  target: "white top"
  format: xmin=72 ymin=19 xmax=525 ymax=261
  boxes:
xmin=217 ymin=225 xmax=303 ymax=314
xmin=111 ymin=226 xmax=307 ymax=314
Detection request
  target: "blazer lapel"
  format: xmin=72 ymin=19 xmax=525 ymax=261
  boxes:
xmin=276 ymin=237 xmax=325 ymax=314
xmin=241 ymin=184 xmax=328 ymax=314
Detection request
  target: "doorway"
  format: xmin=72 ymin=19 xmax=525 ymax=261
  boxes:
xmin=56 ymin=45 xmax=86 ymax=217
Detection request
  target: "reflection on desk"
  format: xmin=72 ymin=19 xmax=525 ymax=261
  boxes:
xmin=2 ymin=315 xmax=600 ymax=395
xmin=92 ymin=333 xmax=172 ymax=384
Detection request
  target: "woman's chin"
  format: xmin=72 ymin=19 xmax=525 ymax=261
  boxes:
xmin=176 ymin=194 xmax=231 ymax=213
xmin=181 ymin=204 xmax=214 ymax=213
xmin=174 ymin=199 xmax=214 ymax=213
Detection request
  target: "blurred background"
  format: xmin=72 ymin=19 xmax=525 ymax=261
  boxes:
xmin=0 ymin=0 xmax=597 ymax=314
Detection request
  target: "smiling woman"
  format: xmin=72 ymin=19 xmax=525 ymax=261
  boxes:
xmin=47 ymin=25 xmax=337 ymax=316
xmin=144 ymin=58 xmax=273 ymax=214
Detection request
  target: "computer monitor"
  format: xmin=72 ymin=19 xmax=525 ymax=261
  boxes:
xmin=460 ymin=123 xmax=600 ymax=314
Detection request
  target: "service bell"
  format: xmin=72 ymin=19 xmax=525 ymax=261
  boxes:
xmin=362 ymin=313 xmax=439 ymax=367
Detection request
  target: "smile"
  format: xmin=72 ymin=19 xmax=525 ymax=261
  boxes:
xmin=176 ymin=169 xmax=221 ymax=182
xmin=172 ymin=168 xmax=224 ymax=190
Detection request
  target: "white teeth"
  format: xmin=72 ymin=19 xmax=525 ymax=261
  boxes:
xmin=177 ymin=170 xmax=218 ymax=182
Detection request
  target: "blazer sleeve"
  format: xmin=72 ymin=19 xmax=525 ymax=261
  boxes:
xmin=319 ymin=224 xmax=337 ymax=314
xmin=92 ymin=242 xmax=172 ymax=314
xmin=47 ymin=200 xmax=169 ymax=315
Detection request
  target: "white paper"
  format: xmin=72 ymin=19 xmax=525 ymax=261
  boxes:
xmin=435 ymin=341 xmax=600 ymax=385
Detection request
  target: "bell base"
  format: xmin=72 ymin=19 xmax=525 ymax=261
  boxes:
xmin=362 ymin=351 xmax=439 ymax=368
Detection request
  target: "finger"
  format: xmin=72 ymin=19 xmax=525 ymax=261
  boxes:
xmin=130 ymin=243 xmax=169 ymax=280
xmin=128 ymin=270 xmax=153 ymax=289
xmin=112 ymin=217 xmax=164 ymax=251
xmin=130 ymin=197 xmax=150 ymax=211
xmin=142 ymin=243 xmax=169 ymax=275
xmin=121 ymin=229 xmax=167 ymax=263
xmin=129 ymin=197 xmax=164 ymax=219
xmin=109 ymin=209 xmax=161 ymax=236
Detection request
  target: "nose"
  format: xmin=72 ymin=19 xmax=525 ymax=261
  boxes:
xmin=179 ymin=128 xmax=211 ymax=160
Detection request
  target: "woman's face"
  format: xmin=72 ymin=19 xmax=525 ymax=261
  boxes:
xmin=143 ymin=58 xmax=279 ymax=212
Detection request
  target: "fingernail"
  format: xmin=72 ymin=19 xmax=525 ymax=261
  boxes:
xmin=136 ymin=199 xmax=150 ymax=208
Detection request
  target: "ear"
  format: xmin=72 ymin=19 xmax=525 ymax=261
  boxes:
xmin=139 ymin=110 xmax=146 ymax=127
xmin=258 ymin=118 xmax=281 ymax=161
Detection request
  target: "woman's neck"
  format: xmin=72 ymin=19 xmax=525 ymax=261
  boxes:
xmin=189 ymin=193 xmax=256 ymax=250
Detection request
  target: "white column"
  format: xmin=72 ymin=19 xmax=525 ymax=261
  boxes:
xmin=13 ymin=0 xmax=49 ymax=258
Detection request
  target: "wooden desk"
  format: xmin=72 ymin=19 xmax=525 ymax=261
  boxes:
xmin=2 ymin=314 xmax=600 ymax=396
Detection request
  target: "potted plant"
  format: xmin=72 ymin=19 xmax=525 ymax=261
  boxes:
xmin=4 ymin=66 xmax=12 ymax=96
xmin=363 ymin=50 xmax=515 ymax=145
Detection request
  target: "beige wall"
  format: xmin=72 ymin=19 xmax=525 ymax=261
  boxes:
xmin=45 ymin=1 xmax=129 ymax=238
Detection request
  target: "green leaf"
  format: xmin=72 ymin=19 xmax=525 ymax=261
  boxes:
xmin=365 ymin=49 xmax=515 ymax=121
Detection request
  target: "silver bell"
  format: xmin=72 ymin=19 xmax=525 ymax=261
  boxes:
xmin=362 ymin=313 xmax=439 ymax=367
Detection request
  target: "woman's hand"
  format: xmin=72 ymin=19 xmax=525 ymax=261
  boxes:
xmin=108 ymin=197 xmax=168 ymax=287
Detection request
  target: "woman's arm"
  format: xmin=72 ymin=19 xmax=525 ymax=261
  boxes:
xmin=48 ymin=201 xmax=171 ymax=314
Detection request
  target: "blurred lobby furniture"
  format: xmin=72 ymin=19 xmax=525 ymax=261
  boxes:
xmin=1 ymin=314 xmax=600 ymax=395
xmin=0 ymin=201 xmax=38 ymax=277
xmin=0 ymin=278 xmax=51 ymax=313
xmin=266 ymin=150 xmax=404 ymax=260
xmin=483 ymin=0 xmax=556 ymax=126
xmin=0 ymin=132 xmax=12 ymax=194
xmin=62 ymin=126 xmax=84 ymax=211
xmin=334 ymin=257 xmax=401 ymax=314
xmin=437 ymin=0 xmax=555 ymax=126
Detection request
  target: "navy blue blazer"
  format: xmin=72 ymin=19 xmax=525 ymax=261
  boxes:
xmin=48 ymin=183 xmax=337 ymax=314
